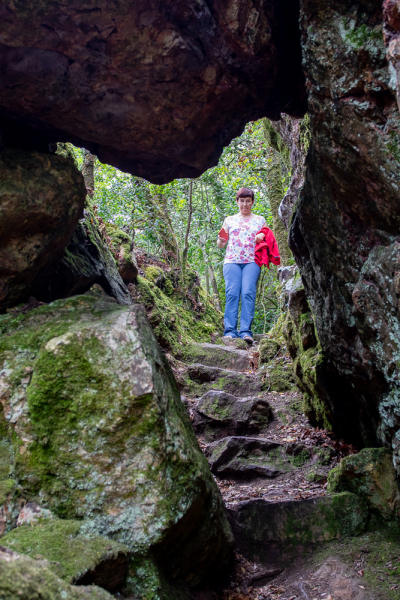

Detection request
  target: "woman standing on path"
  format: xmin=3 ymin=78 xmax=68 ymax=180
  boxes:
xmin=217 ymin=187 xmax=280 ymax=343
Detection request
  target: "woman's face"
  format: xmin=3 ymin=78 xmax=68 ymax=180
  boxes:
xmin=237 ymin=195 xmax=254 ymax=216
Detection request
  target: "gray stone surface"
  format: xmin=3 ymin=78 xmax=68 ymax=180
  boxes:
xmin=228 ymin=493 xmax=368 ymax=566
xmin=193 ymin=390 xmax=272 ymax=441
xmin=0 ymin=297 xmax=233 ymax=597
xmin=181 ymin=343 xmax=250 ymax=371
xmin=205 ymin=437 xmax=290 ymax=480
xmin=184 ymin=364 xmax=262 ymax=397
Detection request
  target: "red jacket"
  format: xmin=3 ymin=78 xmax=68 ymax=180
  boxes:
xmin=255 ymin=227 xmax=281 ymax=268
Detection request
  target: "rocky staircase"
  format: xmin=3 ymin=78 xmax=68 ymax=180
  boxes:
xmin=169 ymin=339 xmax=371 ymax=599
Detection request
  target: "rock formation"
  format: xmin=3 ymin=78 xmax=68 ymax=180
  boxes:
xmin=290 ymin=0 xmax=400 ymax=469
xmin=0 ymin=297 xmax=233 ymax=597
xmin=0 ymin=149 xmax=86 ymax=312
xmin=31 ymin=208 xmax=131 ymax=305
xmin=0 ymin=0 xmax=306 ymax=183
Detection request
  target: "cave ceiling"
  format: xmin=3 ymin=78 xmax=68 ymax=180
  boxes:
xmin=0 ymin=0 xmax=306 ymax=183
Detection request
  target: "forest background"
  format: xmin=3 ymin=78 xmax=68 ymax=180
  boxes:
xmin=72 ymin=119 xmax=302 ymax=334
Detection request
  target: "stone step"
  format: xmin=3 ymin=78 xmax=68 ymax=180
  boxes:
xmin=228 ymin=492 xmax=367 ymax=568
xmin=182 ymin=363 xmax=263 ymax=397
xmin=192 ymin=390 xmax=272 ymax=442
xmin=205 ymin=436 xmax=294 ymax=480
xmin=180 ymin=342 xmax=251 ymax=371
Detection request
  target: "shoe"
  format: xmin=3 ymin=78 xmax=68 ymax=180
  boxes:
xmin=243 ymin=335 xmax=254 ymax=344
xmin=223 ymin=334 xmax=236 ymax=339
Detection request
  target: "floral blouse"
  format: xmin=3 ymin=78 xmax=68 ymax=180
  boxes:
xmin=223 ymin=214 xmax=266 ymax=264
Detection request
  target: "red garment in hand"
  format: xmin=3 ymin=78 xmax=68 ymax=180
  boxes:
xmin=254 ymin=227 xmax=281 ymax=268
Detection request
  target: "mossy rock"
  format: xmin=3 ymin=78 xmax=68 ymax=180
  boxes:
xmin=262 ymin=359 xmax=296 ymax=392
xmin=259 ymin=338 xmax=280 ymax=365
xmin=1 ymin=519 xmax=128 ymax=591
xmin=0 ymin=296 xmax=232 ymax=596
xmin=327 ymin=448 xmax=400 ymax=520
xmin=144 ymin=265 xmax=164 ymax=286
xmin=179 ymin=342 xmax=250 ymax=371
xmin=228 ymin=492 xmax=368 ymax=563
xmin=0 ymin=547 xmax=113 ymax=600
xmin=135 ymin=275 xmax=222 ymax=353
xmin=105 ymin=223 xmax=138 ymax=283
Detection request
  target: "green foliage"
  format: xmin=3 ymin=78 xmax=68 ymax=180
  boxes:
xmin=68 ymin=119 xmax=303 ymax=333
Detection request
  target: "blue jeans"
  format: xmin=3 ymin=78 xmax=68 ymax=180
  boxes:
xmin=223 ymin=262 xmax=261 ymax=338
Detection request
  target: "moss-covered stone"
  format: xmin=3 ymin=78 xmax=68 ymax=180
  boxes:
xmin=193 ymin=390 xmax=271 ymax=442
xmin=0 ymin=296 xmax=233 ymax=597
xmin=327 ymin=448 xmax=400 ymax=520
xmin=1 ymin=519 xmax=128 ymax=589
xmin=134 ymin=273 xmax=222 ymax=354
xmin=259 ymin=338 xmax=280 ymax=365
xmin=180 ymin=343 xmax=250 ymax=371
xmin=228 ymin=493 xmax=368 ymax=564
xmin=261 ymin=358 xmax=296 ymax=392
xmin=0 ymin=547 xmax=113 ymax=600
xmin=104 ymin=223 xmax=138 ymax=283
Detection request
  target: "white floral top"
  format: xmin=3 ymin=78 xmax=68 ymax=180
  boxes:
xmin=223 ymin=214 xmax=266 ymax=264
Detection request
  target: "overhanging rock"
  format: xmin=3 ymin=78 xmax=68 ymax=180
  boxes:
xmin=0 ymin=0 xmax=306 ymax=183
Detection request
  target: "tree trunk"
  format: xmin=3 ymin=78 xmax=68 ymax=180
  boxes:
xmin=82 ymin=149 xmax=95 ymax=191
xmin=181 ymin=179 xmax=193 ymax=287
xmin=209 ymin=263 xmax=222 ymax=312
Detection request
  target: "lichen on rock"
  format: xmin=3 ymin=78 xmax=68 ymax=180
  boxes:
xmin=0 ymin=296 xmax=233 ymax=596
xmin=327 ymin=448 xmax=400 ymax=521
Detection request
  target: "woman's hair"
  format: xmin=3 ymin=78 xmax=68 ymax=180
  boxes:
xmin=236 ymin=187 xmax=254 ymax=201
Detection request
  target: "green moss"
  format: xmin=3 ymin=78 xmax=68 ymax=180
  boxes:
xmin=288 ymin=449 xmax=310 ymax=468
xmin=262 ymin=359 xmax=296 ymax=392
xmin=345 ymin=23 xmax=383 ymax=49
xmin=1 ymin=519 xmax=128 ymax=584
xmin=145 ymin=266 xmax=164 ymax=285
xmin=0 ymin=551 xmax=113 ymax=600
xmin=135 ymin=275 xmax=222 ymax=353
xmin=312 ymin=524 xmax=400 ymax=600
xmin=279 ymin=492 xmax=367 ymax=547
xmin=314 ymin=447 xmax=333 ymax=466
xmin=259 ymin=338 xmax=280 ymax=365
xmin=327 ymin=448 xmax=400 ymax=520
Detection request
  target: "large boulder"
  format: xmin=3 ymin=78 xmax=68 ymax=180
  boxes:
xmin=0 ymin=149 xmax=86 ymax=312
xmin=0 ymin=546 xmax=113 ymax=600
xmin=104 ymin=223 xmax=138 ymax=283
xmin=0 ymin=297 xmax=233 ymax=597
xmin=0 ymin=0 xmax=306 ymax=182
xmin=31 ymin=208 xmax=131 ymax=305
xmin=327 ymin=448 xmax=400 ymax=520
xmin=228 ymin=493 xmax=368 ymax=566
xmin=289 ymin=0 xmax=400 ymax=464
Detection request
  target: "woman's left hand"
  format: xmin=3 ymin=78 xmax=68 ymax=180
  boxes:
xmin=255 ymin=233 xmax=265 ymax=243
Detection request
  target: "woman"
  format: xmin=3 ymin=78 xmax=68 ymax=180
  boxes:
xmin=217 ymin=187 xmax=278 ymax=343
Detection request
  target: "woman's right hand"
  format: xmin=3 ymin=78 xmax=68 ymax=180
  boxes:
xmin=217 ymin=225 xmax=228 ymax=247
